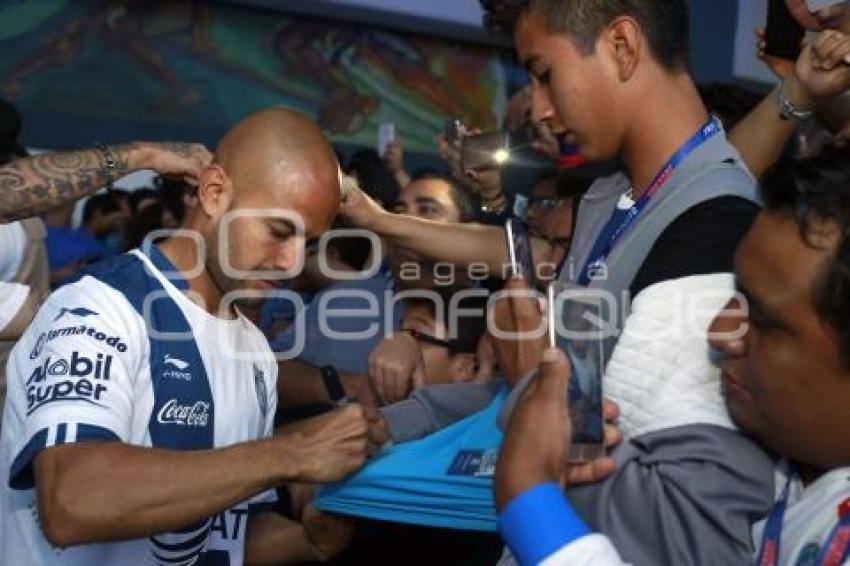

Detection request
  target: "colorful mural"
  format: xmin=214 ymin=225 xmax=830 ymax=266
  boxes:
xmin=0 ymin=0 xmax=511 ymax=152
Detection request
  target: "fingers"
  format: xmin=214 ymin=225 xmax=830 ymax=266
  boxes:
xmin=411 ymin=363 xmax=426 ymax=391
xmin=536 ymin=348 xmax=570 ymax=398
xmin=506 ymin=276 xmax=544 ymax=326
xmin=602 ymin=398 xmax=620 ymax=421
xmin=812 ymin=29 xmax=850 ymax=69
xmin=603 ymin=421 xmax=624 ymax=450
xmin=563 ymin=456 xmax=617 ymax=485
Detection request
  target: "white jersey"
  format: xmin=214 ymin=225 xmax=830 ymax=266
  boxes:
xmin=752 ymin=462 xmax=850 ymax=566
xmin=0 ymin=247 xmax=278 ymax=566
xmin=0 ymin=221 xmax=26 ymax=282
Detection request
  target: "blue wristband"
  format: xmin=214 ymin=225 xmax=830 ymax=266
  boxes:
xmin=498 ymin=482 xmax=590 ymax=565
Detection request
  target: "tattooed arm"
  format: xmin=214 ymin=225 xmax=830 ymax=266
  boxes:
xmin=0 ymin=142 xmax=212 ymax=222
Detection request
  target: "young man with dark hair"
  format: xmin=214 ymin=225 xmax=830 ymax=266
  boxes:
xmin=495 ymin=151 xmax=850 ymax=566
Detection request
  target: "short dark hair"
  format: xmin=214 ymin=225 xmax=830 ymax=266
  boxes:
xmin=761 ymin=152 xmax=850 ymax=367
xmin=82 ymin=192 xmax=123 ymax=225
xmin=345 ymin=149 xmax=401 ymax=209
xmin=480 ymin=0 xmax=689 ymax=71
xmin=415 ymin=173 xmax=480 ymax=223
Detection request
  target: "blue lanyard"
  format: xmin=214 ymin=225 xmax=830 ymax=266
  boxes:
xmin=578 ymin=118 xmax=721 ymax=285
xmin=757 ymin=478 xmax=850 ymax=566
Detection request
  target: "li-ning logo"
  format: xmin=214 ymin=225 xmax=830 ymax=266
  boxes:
xmin=162 ymin=355 xmax=192 ymax=381
xmin=156 ymin=399 xmax=210 ymax=427
xmin=54 ymin=307 xmax=98 ymax=322
xmin=163 ymin=355 xmax=189 ymax=370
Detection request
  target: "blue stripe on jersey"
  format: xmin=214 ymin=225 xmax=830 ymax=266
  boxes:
xmin=150 ymin=521 xmax=211 ymax=554
xmin=150 ymin=524 xmax=211 ymax=552
xmin=55 ymin=423 xmax=66 ymax=445
xmin=79 ymin=246 xmax=215 ymax=451
xmin=76 ymin=247 xmax=216 ymax=565
xmin=9 ymin=425 xmax=120 ymax=489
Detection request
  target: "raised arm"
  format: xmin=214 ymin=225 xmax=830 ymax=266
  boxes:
xmin=0 ymin=141 xmax=211 ymax=222
xmin=340 ymin=182 xmax=551 ymax=277
xmin=730 ymin=30 xmax=850 ymax=178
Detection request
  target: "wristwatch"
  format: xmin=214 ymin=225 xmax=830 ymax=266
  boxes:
xmin=320 ymin=365 xmax=348 ymax=405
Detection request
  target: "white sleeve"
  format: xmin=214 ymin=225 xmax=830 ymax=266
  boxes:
xmin=0 ymin=282 xmax=29 ymax=333
xmin=7 ymin=277 xmax=144 ymax=489
xmin=541 ymin=535 xmax=630 ymax=566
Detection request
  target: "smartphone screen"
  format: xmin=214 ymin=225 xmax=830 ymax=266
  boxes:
xmin=443 ymin=118 xmax=464 ymax=144
xmin=377 ymin=121 xmax=396 ymax=157
xmin=547 ymin=282 xmax=610 ymax=462
xmin=505 ymin=218 xmax=537 ymax=289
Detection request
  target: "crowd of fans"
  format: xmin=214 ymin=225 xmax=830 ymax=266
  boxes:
xmin=1 ymin=0 xmax=850 ymax=564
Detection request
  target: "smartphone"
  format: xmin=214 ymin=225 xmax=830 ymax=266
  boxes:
xmin=444 ymin=118 xmax=464 ymax=144
xmin=461 ymin=131 xmax=510 ymax=172
xmin=377 ymin=121 xmax=396 ymax=157
xmin=547 ymin=282 xmax=609 ymax=463
xmin=505 ymin=218 xmax=537 ymax=289
xmin=765 ymin=0 xmax=805 ymax=60
xmin=807 ymin=0 xmax=845 ymax=12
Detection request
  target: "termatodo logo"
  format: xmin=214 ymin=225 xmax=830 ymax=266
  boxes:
xmin=30 ymin=325 xmax=129 ymax=359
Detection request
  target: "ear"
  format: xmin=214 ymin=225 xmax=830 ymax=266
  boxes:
xmin=604 ymin=16 xmax=641 ymax=83
xmin=449 ymin=353 xmax=477 ymax=384
xmin=196 ymin=164 xmax=232 ymax=219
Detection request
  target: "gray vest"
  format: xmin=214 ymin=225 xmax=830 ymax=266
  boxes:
xmin=565 ymin=160 xmax=759 ymax=332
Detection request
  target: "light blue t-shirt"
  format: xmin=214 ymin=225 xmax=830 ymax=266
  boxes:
xmin=315 ymin=388 xmax=507 ymax=532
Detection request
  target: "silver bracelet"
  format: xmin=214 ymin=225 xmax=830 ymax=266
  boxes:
xmin=95 ymin=142 xmax=116 ymax=191
xmin=774 ymin=82 xmax=815 ymax=121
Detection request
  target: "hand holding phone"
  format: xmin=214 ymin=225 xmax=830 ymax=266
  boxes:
xmin=546 ymin=282 xmax=608 ymax=463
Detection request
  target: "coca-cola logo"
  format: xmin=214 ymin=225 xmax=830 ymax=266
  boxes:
xmin=156 ymin=399 xmax=210 ymax=427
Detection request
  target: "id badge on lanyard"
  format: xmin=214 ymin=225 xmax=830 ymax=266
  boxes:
xmin=578 ymin=118 xmax=721 ymax=285
xmin=757 ymin=478 xmax=850 ymax=566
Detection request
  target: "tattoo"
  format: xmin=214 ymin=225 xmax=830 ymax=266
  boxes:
xmin=0 ymin=149 xmax=121 ymax=222
xmin=153 ymin=142 xmax=194 ymax=159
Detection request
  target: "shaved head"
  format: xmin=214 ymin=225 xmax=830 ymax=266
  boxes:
xmin=182 ymin=107 xmax=343 ymax=312
xmin=215 ymin=107 xmax=340 ymax=201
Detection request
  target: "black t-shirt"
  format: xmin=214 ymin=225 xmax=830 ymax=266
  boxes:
xmin=629 ymin=196 xmax=760 ymax=297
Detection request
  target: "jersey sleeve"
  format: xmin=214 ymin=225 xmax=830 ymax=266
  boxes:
xmin=7 ymin=277 xmax=144 ymax=489
xmin=0 ymin=282 xmax=30 ymax=335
